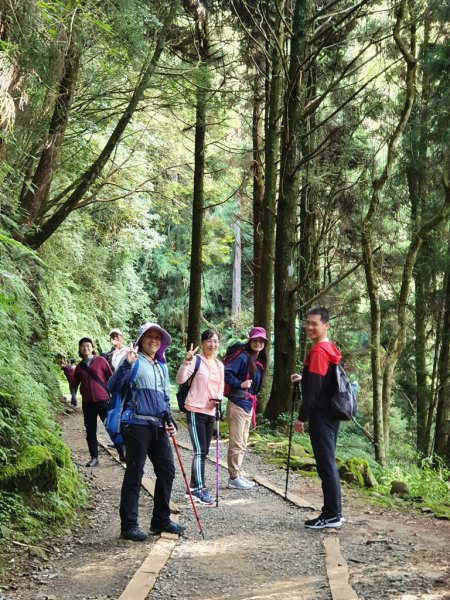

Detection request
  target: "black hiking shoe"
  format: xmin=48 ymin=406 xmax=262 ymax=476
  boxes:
xmin=150 ymin=521 xmax=186 ymax=536
xmin=120 ymin=527 xmax=148 ymax=542
xmin=305 ymin=515 xmax=342 ymax=529
xmin=85 ymin=458 xmax=99 ymax=468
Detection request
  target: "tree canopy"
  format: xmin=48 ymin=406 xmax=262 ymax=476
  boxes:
xmin=1 ymin=0 xmax=449 ymax=484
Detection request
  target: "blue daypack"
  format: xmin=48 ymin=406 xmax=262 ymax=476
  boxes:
xmin=176 ymin=355 xmax=201 ymax=412
xmin=330 ymin=362 xmax=357 ymax=420
xmin=105 ymin=361 xmax=139 ymax=444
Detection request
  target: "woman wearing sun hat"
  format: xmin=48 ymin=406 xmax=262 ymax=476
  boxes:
xmin=108 ymin=322 xmax=186 ymax=541
xmin=224 ymin=326 xmax=268 ymax=490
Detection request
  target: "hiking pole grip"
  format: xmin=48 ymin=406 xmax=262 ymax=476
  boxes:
xmin=284 ymin=383 xmax=299 ymax=501
xmin=162 ymin=411 xmax=205 ymax=538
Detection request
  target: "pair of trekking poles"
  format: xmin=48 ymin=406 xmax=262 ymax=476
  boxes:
xmin=164 ymin=401 xmax=222 ymax=538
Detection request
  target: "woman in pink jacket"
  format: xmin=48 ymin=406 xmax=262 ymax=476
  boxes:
xmin=176 ymin=329 xmax=224 ymax=505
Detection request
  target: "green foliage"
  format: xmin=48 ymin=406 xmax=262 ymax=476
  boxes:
xmin=1 ymin=0 xmax=449 ymax=547
xmin=0 ymin=445 xmax=58 ymax=493
xmin=0 ymin=232 xmax=86 ymax=541
xmin=375 ymin=456 xmax=450 ymax=509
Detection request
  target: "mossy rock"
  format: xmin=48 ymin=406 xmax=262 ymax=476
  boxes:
xmin=40 ymin=430 xmax=71 ymax=468
xmin=432 ymin=507 xmax=450 ymax=520
xmin=338 ymin=457 xmax=377 ymax=488
xmin=292 ymin=443 xmax=312 ymax=457
xmin=0 ymin=445 xmax=58 ymax=493
xmin=289 ymin=455 xmax=317 ymax=471
xmin=271 ymin=455 xmax=317 ymax=471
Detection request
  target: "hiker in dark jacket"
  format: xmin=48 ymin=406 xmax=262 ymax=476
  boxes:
xmin=61 ymin=337 xmax=125 ymax=467
xmin=291 ymin=307 xmax=343 ymax=530
xmin=225 ymin=326 xmax=267 ymax=490
xmin=108 ymin=322 xmax=186 ymax=542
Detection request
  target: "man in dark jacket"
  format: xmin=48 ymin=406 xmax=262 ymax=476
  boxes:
xmin=291 ymin=307 xmax=343 ymax=529
xmin=62 ymin=337 xmax=125 ymax=467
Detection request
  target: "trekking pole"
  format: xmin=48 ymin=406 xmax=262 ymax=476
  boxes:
xmin=284 ymin=383 xmax=299 ymax=501
xmin=163 ymin=412 xmax=205 ymax=538
xmin=214 ymin=400 xmax=221 ymax=508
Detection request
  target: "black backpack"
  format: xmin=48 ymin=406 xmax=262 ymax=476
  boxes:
xmin=176 ymin=355 xmax=201 ymax=412
xmin=330 ymin=363 xmax=357 ymax=420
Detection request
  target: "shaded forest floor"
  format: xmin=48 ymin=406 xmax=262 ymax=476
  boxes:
xmin=1 ymin=401 xmax=450 ymax=600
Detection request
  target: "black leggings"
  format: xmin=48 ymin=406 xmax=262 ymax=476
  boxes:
xmin=187 ymin=411 xmax=214 ymax=490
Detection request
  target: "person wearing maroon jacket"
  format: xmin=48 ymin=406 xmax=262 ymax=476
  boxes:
xmin=62 ymin=337 xmax=125 ymax=467
xmin=291 ymin=307 xmax=343 ymax=530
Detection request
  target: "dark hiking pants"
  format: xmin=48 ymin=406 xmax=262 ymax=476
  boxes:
xmin=82 ymin=400 xmax=124 ymax=459
xmin=308 ymin=411 xmax=341 ymax=518
xmin=120 ymin=424 xmax=175 ymax=532
xmin=82 ymin=400 xmax=110 ymax=459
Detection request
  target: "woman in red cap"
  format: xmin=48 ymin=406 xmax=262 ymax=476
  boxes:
xmin=224 ymin=326 xmax=268 ymax=490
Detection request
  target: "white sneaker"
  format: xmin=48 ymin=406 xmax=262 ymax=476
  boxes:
xmin=241 ymin=476 xmax=256 ymax=487
xmin=227 ymin=477 xmax=253 ymax=490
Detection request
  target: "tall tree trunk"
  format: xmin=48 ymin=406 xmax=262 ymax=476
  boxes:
xmin=297 ymin=65 xmax=320 ymax=360
xmin=231 ymin=220 xmax=242 ymax=324
xmin=264 ymin=0 xmax=313 ymax=421
xmin=361 ymin=226 xmax=385 ymax=463
xmin=414 ymin=248 xmax=432 ymax=454
xmin=361 ymin=0 xmax=417 ymax=463
xmin=434 ymin=191 xmax=450 ymax=463
xmin=252 ymin=71 xmax=265 ymax=323
xmin=186 ymin=0 xmax=211 ymax=347
xmin=408 ymin=15 xmax=432 ymax=455
xmin=434 ymin=269 xmax=450 ymax=463
xmin=256 ymin=0 xmax=286 ymax=336
xmin=20 ymin=2 xmax=179 ymax=249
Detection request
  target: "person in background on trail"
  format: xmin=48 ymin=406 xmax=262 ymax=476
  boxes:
xmin=176 ymin=329 xmax=224 ymax=506
xmin=61 ymin=358 xmax=78 ymax=407
xmin=102 ymin=328 xmax=127 ymax=371
xmin=108 ymin=322 xmax=186 ymax=542
xmin=291 ymin=306 xmax=343 ymax=530
xmin=225 ymin=326 xmax=268 ymax=490
xmin=61 ymin=338 xmax=126 ymax=467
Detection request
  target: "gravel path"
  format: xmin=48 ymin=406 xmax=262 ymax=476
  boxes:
xmin=2 ymin=405 xmax=449 ymax=600
xmin=148 ymin=427 xmax=330 ymax=600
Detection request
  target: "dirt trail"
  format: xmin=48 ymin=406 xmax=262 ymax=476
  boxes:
xmin=2 ymin=405 xmax=450 ymax=600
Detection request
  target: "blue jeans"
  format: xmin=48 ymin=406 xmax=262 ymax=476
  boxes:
xmin=120 ymin=424 xmax=175 ymax=531
xmin=187 ymin=411 xmax=214 ymax=489
xmin=308 ymin=411 xmax=341 ymax=518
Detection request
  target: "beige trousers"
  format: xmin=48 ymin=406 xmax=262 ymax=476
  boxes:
xmin=227 ymin=400 xmax=252 ymax=479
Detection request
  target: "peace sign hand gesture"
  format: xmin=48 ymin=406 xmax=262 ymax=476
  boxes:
xmin=185 ymin=343 xmax=199 ymax=363
xmin=126 ymin=345 xmax=139 ymax=364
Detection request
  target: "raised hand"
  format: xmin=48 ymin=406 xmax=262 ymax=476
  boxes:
xmin=294 ymin=419 xmax=305 ymax=434
xmin=185 ymin=343 xmax=199 ymax=362
xmin=126 ymin=345 xmax=139 ymax=364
